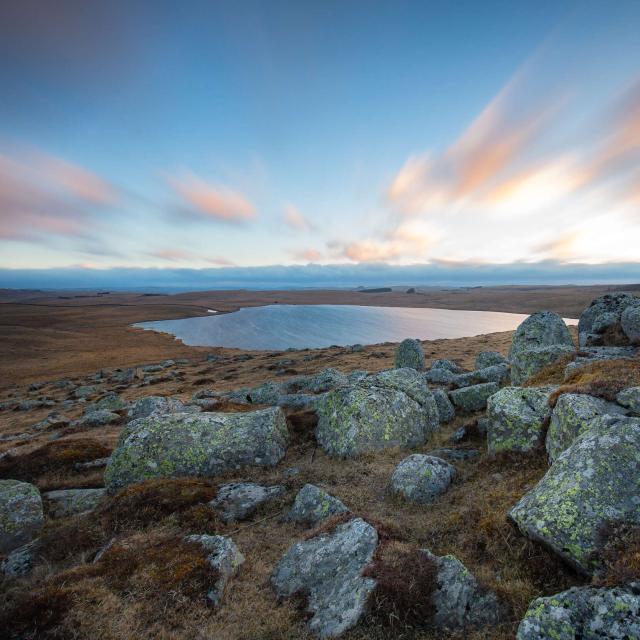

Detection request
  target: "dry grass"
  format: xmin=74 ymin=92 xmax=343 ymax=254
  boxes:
xmin=0 ymin=438 xmax=112 ymax=489
xmin=594 ymin=522 xmax=640 ymax=587
xmin=547 ymin=358 xmax=640 ymax=407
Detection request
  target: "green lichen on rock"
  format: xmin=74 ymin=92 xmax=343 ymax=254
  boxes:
xmin=0 ymin=480 xmax=43 ymax=554
xmin=546 ymin=393 xmax=627 ymax=463
xmin=287 ymin=484 xmax=349 ymax=526
xmin=394 ymin=338 xmax=425 ymax=371
xmin=516 ymin=585 xmax=640 ymax=639
xmin=475 ymin=351 xmax=508 ymax=369
xmin=487 ymin=386 xmax=555 ymax=454
xmin=105 ymin=407 xmax=289 ymax=491
xmin=509 ymin=415 xmax=640 ymax=574
xmin=390 ymin=454 xmax=455 ymax=504
xmin=509 ymin=311 xmax=575 ymax=384
xmin=315 ymin=368 xmax=439 ymax=458
xmin=448 ymin=382 xmax=499 ymax=413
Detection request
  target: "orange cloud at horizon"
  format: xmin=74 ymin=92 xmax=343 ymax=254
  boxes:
xmin=168 ymin=172 xmax=256 ymax=223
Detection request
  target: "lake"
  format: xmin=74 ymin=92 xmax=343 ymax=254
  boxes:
xmin=134 ymin=304 xmax=578 ymax=350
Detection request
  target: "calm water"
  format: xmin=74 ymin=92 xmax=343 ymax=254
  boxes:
xmin=135 ymin=304 xmax=578 ymax=350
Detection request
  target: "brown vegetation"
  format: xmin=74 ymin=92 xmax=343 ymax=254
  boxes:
xmin=548 ymin=358 xmax=640 ymax=406
xmin=594 ymin=522 xmax=640 ymax=587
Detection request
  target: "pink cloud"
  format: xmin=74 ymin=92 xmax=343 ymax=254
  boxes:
xmin=168 ymin=172 xmax=256 ymax=223
xmin=284 ymin=204 xmax=313 ymax=231
xmin=206 ymin=256 xmax=235 ymax=266
xmin=0 ymin=148 xmax=117 ymax=241
xmin=148 ymin=249 xmax=192 ymax=261
xmin=292 ymin=248 xmax=322 ymax=262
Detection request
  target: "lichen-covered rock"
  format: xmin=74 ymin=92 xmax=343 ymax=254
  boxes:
xmin=105 ymin=407 xmax=289 ymax=491
xmin=509 ymin=311 xmax=575 ymax=384
xmin=185 ymin=534 xmax=245 ymax=606
xmin=284 ymin=369 xmax=349 ymax=394
xmin=210 ymin=483 xmax=285 ymax=523
xmin=510 ymin=311 xmax=574 ymax=356
xmin=287 ymin=484 xmax=349 ymax=526
xmin=1 ymin=540 xmax=38 ymax=577
xmin=452 ymin=363 xmax=510 ymax=388
xmin=433 ymin=388 xmax=455 ymax=423
xmin=578 ymin=293 xmax=640 ymax=347
xmin=276 ymin=393 xmax=324 ymax=412
xmin=487 ymin=386 xmax=555 ymax=454
xmin=315 ymin=369 xmax=439 ymax=458
xmin=271 ymin=517 xmax=378 ymax=638
xmin=475 ymin=351 xmax=507 ymax=369
xmin=509 ymin=415 xmax=640 ymax=574
xmin=88 ymin=393 xmax=128 ymax=413
xmin=0 ymin=480 xmax=44 ymax=553
xmin=422 ymin=549 xmax=504 ymax=630
xmin=448 ymin=382 xmax=499 ymax=413
xmin=43 ymin=488 xmax=107 ymax=518
xmin=431 ymin=359 xmax=465 ymax=373
xmin=390 ymin=455 xmax=455 ymax=504
xmin=394 ymin=338 xmax=425 ymax=371
xmin=616 ymin=386 xmax=640 ymax=415
xmin=127 ymin=395 xmax=199 ymax=421
xmin=622 ymin=304 xmax=640 ymax=345
xmin=424 ymin=367 xmax=458 ymax=384
xmin=74 ymin=385 xmax=99 ymax=399
xmin=516 ymin=584 xmax=640 ymax=640
xmin=546 ymin=393 xmax=627 ymax=462
xmin=78 ymin=409 xmax=120 ymax=428
xmin=511 ymin=344 xmax=576 ymax=385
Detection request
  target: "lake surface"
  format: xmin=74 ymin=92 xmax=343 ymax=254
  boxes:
xmin=135 ymin=304 xmax=578 ymax=350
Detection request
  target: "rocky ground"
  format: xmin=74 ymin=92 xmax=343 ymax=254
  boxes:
xmin=1 ymin=292 xmax=640 ymax=639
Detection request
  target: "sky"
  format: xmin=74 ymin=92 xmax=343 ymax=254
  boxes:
xmin=0 ymin=0 xmax=639 ymax=288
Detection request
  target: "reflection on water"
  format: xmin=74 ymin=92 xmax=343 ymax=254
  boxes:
xmin=135 ymin=304 xmax=577 ymax=351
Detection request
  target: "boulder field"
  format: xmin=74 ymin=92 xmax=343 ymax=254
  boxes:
xmin=1 ymin=291 xmax=640 ymax=639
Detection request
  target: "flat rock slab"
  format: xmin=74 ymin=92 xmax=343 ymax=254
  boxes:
xmin=517 ymin=584 xmax=640 ymax=639
xmin=105 ymin=407 xmax=289 ymax=491
xmin=210 ymin=482 xmax=285 ymax=523
xmin=449 ymin=382 xmax=499 ymax=413
xmin=286 ymin=484 xmax=349 ymax=526
xmin=509 ymin=415 xmax=640 ymax=574
xmin=271 ymin=517 xmax=378 ymax=638
xmin=43 ymin=488 xmax=107 ymax=518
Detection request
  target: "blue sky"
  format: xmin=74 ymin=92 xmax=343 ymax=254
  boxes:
xmin=0 ymin=1 xmax=639 ymax=286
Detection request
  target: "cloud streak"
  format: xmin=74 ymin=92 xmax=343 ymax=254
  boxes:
xmin=0 ymin=147 xmax=117 ymax=241
xmin=167 ymin=171 xmax=256 ymax=223
xmin=284 ymin=204 xmax=314 ymax=231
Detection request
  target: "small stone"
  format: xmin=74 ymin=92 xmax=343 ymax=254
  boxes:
xmin=423 ymin=549 xmax=504 ymax=630
xmin=616 ymin=386 xmax=640 ymax=415
xmin=390 ymin=454 xmax=455 ymax=504
xmin=448 ymin=382 xmax=499 ymax=413
xmin=475 ymin=351 xmax=507 ymax=369
xmin=1 ymin=540 xmax=39 ymax=577
xmin=428 ymin=447 xmax=480 ymax=461
xmin=210 ymin=483 xmax=285 ymax=522
xmin=394 ymin=338 xmax=425 ymax=371
xmin=78 ymin=409 xmax=120 ymax=428
xmin=432 ymin=388 xmax=455 ymax=423
xmin=287 ymin=484 xmax=349 ymax=526
xmin=185 ymin=534 xmax=245 ymax=607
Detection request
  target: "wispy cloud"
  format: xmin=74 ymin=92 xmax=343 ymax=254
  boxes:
xmin=167 ymin=171 xmax=256 ymax=223
xmin=291 ymin=248 xmax=322 ymax=262
xmin=148 ymin=249 xmax=192 ymax=261
xmin=284 ymin=204 xmax=314 ymax=231
xmin=0 ymin=147 xmax=117 ymax=241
